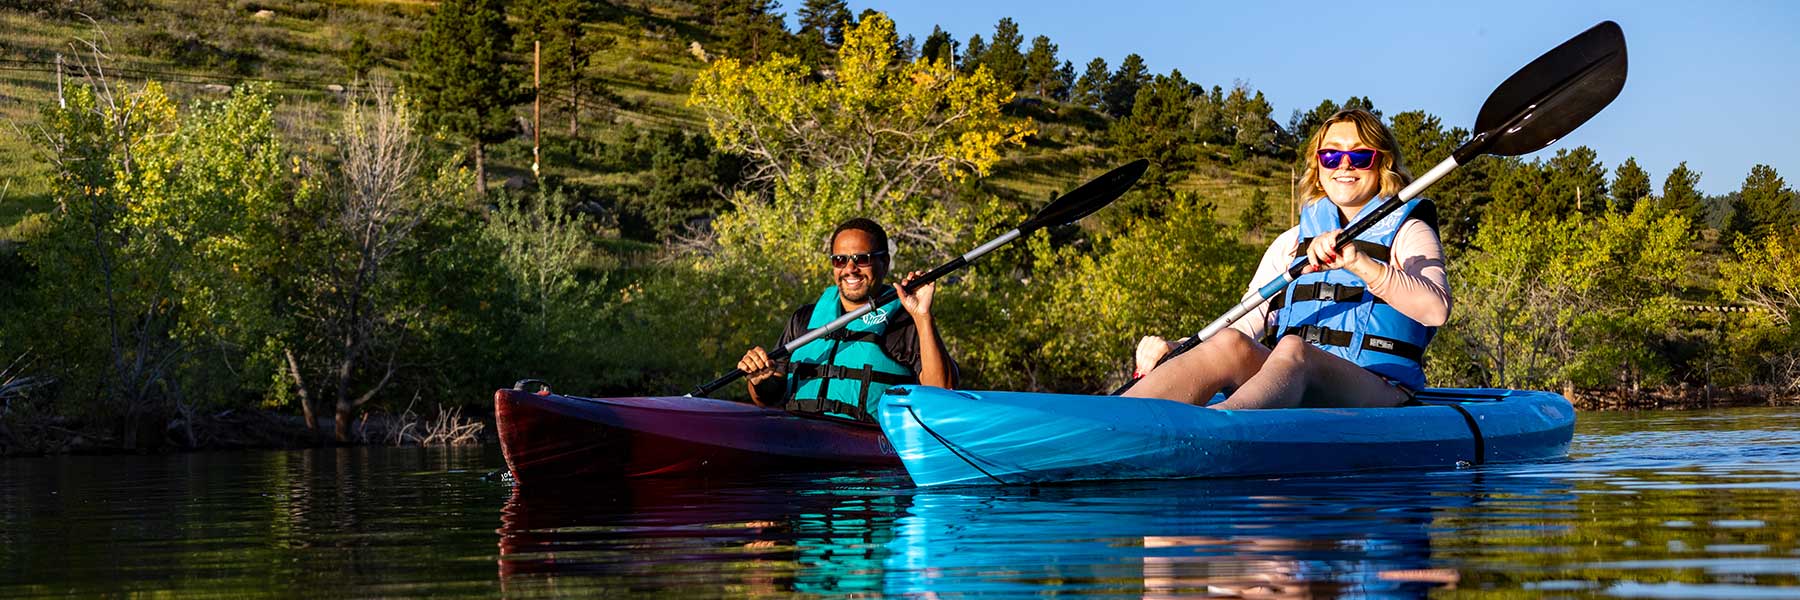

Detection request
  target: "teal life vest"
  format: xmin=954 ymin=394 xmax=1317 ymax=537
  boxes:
xmin=1269 ymin=197 xmax=1439 ymax=390
xmin=785 ymin=286 xmax=916 ymax=421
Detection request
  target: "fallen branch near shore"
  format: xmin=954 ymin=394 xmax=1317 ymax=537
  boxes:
xmin=354 ymin=395 xmax=485 ymax=447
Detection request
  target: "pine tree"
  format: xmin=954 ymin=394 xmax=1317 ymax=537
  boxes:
xmin=1657 ymin=161 xmax=1706 ymax=230
xmin=1051 ymin=59 xmax=1075 ymax=102
xmin=1112 ymin=70 xmax=1194 ymax=171
xmin=984 ymin=18 xmax=1025 ymax=90
xmin=1343 ymin=95 xmax=1379 ymax=117
xmin=1728 ymin=164 xmax=1798 ymax=239
xmin=920 ymin=25 xmax=956 ymax=66
xmin=515 ymin=0 xmax=603 ymax=136
xmin=1072 ymin=57 xmax=1108 ymax=110
xmin=1487 ymin=157 xmax=1549 ymax=218
xmin=1388 ymin=109 xmax=1484 ymax=247
xmin=1022 ymin=35 xmax=1059 ymax=97
xmin=410 ymin=0 xmax=524 ymax=193
xmin=1220 ymin=83 xmax=1272 ymax=156
xmin=1240 ymin=188 xmax=1272 ymax=236
xmin=896 ymin=33 xmax=917 ymax=63
xmin=1289 ymin=96 xmax=1378 ymax=141
xmin=711 ymin=0 xmax=787 ymax=62
xmin=797 ymin=0 xmax=851 ymax=45
xmin=1187 ymin=85 xmax=1226 ymax=145
xmin=795 ymin=0 xmax=851 ymax=68
xmin=1103 ymin=53 xmax=1149 ymax=118
xmin=1239 ymin=89 xmax=1274 ymax=154
xmin=1544 ymin=146 xmax=1607 ymax=216
xmin=960 ymin=34 xmax=986 ymax=73
xmin=1288 ymin=98 xmax=1339 ymax=141
xmin=1610 ymin=156 xmax=1651 ymax=213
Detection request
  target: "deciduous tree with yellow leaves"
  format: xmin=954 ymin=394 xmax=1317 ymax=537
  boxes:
xmin=689 ymin=11 xmax=1032 ymax=209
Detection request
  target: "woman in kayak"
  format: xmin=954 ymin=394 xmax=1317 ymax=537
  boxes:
xmin=1128 ymin=109 xmax=1451 ymax=409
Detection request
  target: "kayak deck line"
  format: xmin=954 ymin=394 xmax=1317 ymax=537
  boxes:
xmin=902 ymin=404 xmax=1008 ymax=486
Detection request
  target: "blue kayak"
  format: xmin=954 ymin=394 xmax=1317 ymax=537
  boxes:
xmin=876 ymin=386 xmax=1574 ymax=487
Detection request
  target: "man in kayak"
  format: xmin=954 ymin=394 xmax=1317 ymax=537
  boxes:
xmin=735 ymin=218 xmax=958 ymax=421
xmin=1130 ymin=109 xmax=1452 ymax=409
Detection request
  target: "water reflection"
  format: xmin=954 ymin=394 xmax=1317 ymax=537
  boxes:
xmin=492 ymin=409 xmax=1800 ymax=597
xmin=497 ymin=472 xmax=915 ymax=596
xmin=6 ymin=408 xmax=1800 ymax=597
xmin=496 ymin=467 xmax=1567 ymax=597
xmin=883 ymin=472 xmax=1537 ymax=597
xmin=0 ymin=447 xmax=503 ymax=597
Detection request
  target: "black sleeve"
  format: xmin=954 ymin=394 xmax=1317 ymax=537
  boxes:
xmin=883 ymin=312 xmax=960 ymax=388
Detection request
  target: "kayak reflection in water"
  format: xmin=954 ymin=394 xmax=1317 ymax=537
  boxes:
xmin=1129 ymin=109 xmax=1453 ymax=409
xmin=736 ymin=218 xmax=958 ymax=422
xmin=884 ymin=477 xmax=1480 ymax=597
xmin=498 ymin=475 xmax=908 ymax=596
xmin=1142 ymin=536 xmax=1461 ymax=599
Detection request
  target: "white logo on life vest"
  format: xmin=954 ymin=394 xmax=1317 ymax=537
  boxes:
xmin=1369 ymin=338 xmax=1394 ymax=350
xmin=862 ymin=308 xmax=888 ymax=326
xmin=1374 ymin=210 xmax=1404 ymax=233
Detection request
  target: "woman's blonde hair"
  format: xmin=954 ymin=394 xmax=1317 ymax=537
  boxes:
xmin=1295 ymin=109 xmax=1412 ymax=206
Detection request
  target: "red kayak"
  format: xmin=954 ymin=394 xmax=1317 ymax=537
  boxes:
xmin=494 ymin=387 xmax=901 ymax=485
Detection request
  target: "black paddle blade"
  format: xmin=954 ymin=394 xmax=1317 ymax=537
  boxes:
xmin=1020 ymin=158 xmax=1149 ymax=232
xmin=1460 ymin=21 xmax=1627 ymax=161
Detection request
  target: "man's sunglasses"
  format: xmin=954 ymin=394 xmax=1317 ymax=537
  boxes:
xmin=829 ymin=250 xmax=888 ymax=268
xmin=1317 ymin=148 xmax=1379 ymax=170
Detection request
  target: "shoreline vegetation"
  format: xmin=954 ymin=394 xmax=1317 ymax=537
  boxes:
xmin=0 ymin=404 xmax=488 ymax=456
xmin=3 ymin=1 xmax=1798 ymax=454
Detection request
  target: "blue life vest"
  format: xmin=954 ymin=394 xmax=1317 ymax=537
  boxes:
xmin=786 ymin=286 xmax=916 ymax=421
xmin=1270 ymin=197 xmax=1439 ymax=390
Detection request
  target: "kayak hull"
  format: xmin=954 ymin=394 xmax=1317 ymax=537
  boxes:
xmin=495 ymin=389 xmax=900 ymax=485
xmin=876 ymin=386 xmax=1574 ymax=487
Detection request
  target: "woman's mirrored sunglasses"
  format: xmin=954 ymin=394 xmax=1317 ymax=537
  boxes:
xmin=1317 ymin=148 xmax=1379 ymax=170
xmin=829 ymin=250 xmax=888 ymax=268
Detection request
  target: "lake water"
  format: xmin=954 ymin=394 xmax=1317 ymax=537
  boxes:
xmin=3 ymin=407 xmax=1799 ymax=598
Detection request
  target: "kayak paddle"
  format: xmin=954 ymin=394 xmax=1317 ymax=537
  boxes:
xmin=690 ymin=158 xmax=1151 ymax=398
xmin=1114 ymin=20 xmax=1627 ymax=395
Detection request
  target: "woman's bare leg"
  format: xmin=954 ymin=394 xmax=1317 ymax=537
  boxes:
xmin=1217 ymin=336 xmax=1408 ymax=410
xmin=1123 ymin=330 xmax=1270 ymax=405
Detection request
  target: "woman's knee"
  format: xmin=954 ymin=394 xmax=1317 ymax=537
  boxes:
xmin=1264 ymin=336 xmax=1313 ymax=369
xmin=1201 ymin=329 xmax=1258 ymax=357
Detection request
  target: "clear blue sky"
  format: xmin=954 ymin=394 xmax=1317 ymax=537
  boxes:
xmin=822 ymin=0 xmax=1798 ymax=196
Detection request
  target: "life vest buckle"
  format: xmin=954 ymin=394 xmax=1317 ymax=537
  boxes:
xmin=1300 ymin=324 xmax=1323 ymax=344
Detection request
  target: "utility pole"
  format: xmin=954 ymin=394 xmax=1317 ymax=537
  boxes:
xmin=56 ymin=54 xmax=65 ymax=108
xmin=533 ymin=40 xmax=541 ymax=181
xmin=1289 ymin=165 xmax=1299 ymax=226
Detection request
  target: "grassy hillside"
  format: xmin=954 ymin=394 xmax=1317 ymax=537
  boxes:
xmin=0 ymin=0 xmax=1294 ymax=245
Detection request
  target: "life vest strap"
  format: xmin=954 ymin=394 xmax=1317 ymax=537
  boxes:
xmin=827 ymin=329 xmax=882 ymax=344
xmin=1269 ymin=281 xmax=1390 ymax=313
xmin=1278 ymin=325 xmax=1425 ymax=362
xmin=789 ymin=397 xmax=871 ymax=421
xmin=787 ymin=363 xmax=914 ymax=387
